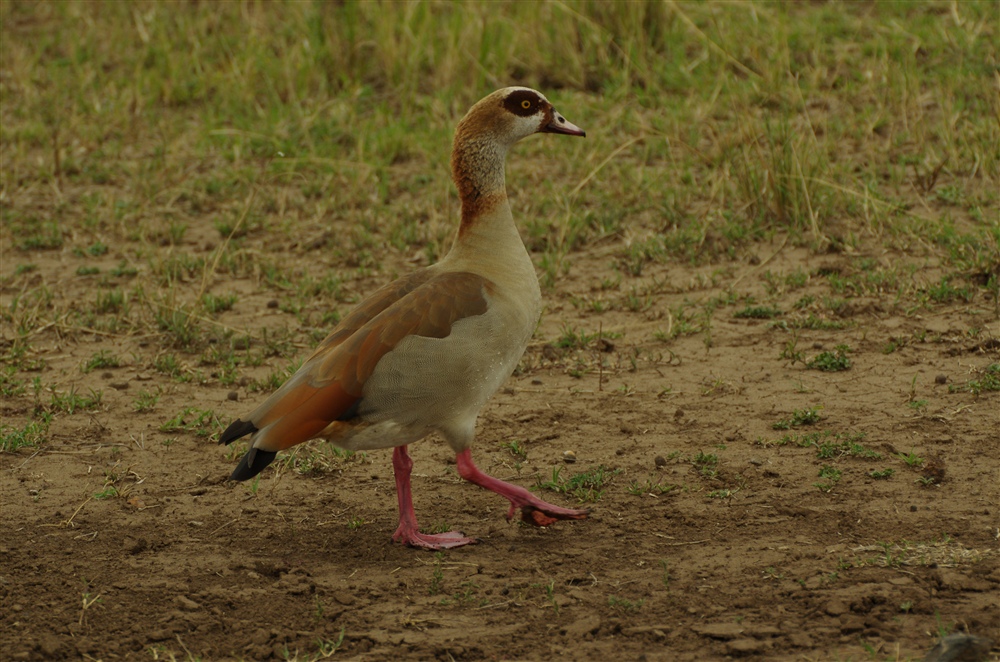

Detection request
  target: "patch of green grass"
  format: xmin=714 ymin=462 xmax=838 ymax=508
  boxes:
xmin=201 ymin=292 xmax=238 ymax=315
xmin=692 ymin=451 xmax=719 ymax=478
xmin=734 ymin=306 xmax=781 ymax=319
xmin=807 ymin=345 xmax=852 ymax=372
xmin=1 ymin=420 xmax=49 ymax=452
xmin=86 ymin=241 xmax=109 ymax=256
xmin=132 ymin=388 xmax=160 ymax=413
xmin=499 ymin=439 xmax=527 ymax=461
xmin=869 ymin=468 xmax=894 ymax=480
xmin=93 ymin=486 xmax=119 ymax=500
xmin=554 ymin=325 xmax=620 ymax=350
xmin=772 ymin=407 xmax=822 ymax=430
xmin=95 ymin=289 xmax=127 ymax=315
xmin=284 ymin=444 xmax=362 ymax=475
xmin=815 ymin=437 xmax=881 ymax=461
xmin=109 ymin=261 xmax=137 ymax=277
xmin=14 ymin=219 xmax=63 ymax=250
xmin=50 ymin=387 xmax=103 ymax=414
xmin=428 ymin=552 xmax=445 ymax=595
xmin=758 ymin=429 xmax=868 ymax=453
xmin=949 ymin=363 xmax=1000 ymax=395
xmin=535 ymin=465 xmax=620 ymax=503
xmin=154 ymin=304 xmax=202 ymax=349
xmin=160 ymin=407 xmax=222 ymax=439
xmin=1 ymin=366 xmax=27 ymax=398
xmin=82 ymin=350 xmax=121 ymax=373
xmin=153 ymin=354 xmax=186 ymax=380
xmin=607 ymin=595 xmax=644 ymax=613
xmin=814 ymin=465 xmax=842 ymax=493
xmin=924 ymin=276 xmax=975 ymax=304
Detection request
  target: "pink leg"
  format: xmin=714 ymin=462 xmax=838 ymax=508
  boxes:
xmin=391 ymin=445 xmax=477 ymax=550
xmin=455 ymin=449 xmax=590 ymax=527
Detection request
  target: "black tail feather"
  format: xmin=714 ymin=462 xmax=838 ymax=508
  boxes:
xmin=230 ymin=447 xmax=277 ymax=481
xmin=219 ymin=418 xmax=258 ymax=446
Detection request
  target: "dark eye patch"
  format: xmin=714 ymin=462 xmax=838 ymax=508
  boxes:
xmin=503 ymin=90 xmax=542 ymax=117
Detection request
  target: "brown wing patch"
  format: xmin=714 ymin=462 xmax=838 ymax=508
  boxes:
xmin=315 ymin=271 xmax=490 ymax=395
xmin=310 ymin=268 xmax=436 ymax=355
xmin=245 ymin=271 xmax=490 ymax=452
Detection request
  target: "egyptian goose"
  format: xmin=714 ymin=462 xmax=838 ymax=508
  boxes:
xmin=219 ymin=87 xmax=587 ymax=549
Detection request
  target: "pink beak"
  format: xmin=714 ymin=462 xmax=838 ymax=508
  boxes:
xmin=543 ymin=111 xmax=586 ymax=137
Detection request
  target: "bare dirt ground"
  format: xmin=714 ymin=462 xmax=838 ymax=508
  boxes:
xmin=2 ymin=215 xmax=999 ymax=661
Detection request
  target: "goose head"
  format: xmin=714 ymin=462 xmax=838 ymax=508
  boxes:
xmin=455 ymin=86 xmax=586 ymax=149
xmin=450 ymin=87 xmax=585 ymax=227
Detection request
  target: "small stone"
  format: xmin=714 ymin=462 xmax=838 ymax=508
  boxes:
xmin=38 ymin=633 xmax=63 ymax=660
xmin=267 ymin=299 xmax=279 ymax=309
xmin=910 ymin=505 xmax=917 ymax=512
xmin=175 ymin=596 xmax=200 ymax=611
xmin=787 ymin=632 xmax=812 ymax=648
xmin=825 ymin=600 xmax=848 ymax=617
xmin=101 ymin=371 xmax=114 ymax=379
xmin=566 ymin=614 xmax=601 ymax=639
xmin=188 ymin=521 xmax=204 ymax=527
xmin=227 ymin=391 xmax=239 ymax=401
xmin=110 ymin=381 xmax=130 ymax=391
xmin=123 ymin=537 xmax=148 ymax=555
xmin=935 ymin=374 xmax=948 ymax=384
xmin=332 ymin=591 xmax=356 ymax=606
xmin=654 ymin=455 xmax=667 ymax=468
xmin=562 ymin=450 xmax=577 ymax=463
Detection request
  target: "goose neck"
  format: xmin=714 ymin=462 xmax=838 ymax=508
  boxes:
xmin=451 ymin=130 xmax=511 ymax=235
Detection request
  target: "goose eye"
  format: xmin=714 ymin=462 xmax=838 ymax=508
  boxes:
xmin=521 ymin=100 xmax=531 ymax=109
